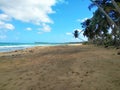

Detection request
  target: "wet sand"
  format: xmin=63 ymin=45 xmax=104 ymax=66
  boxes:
xmin=0 ymin=45 xmax=120 ymax=90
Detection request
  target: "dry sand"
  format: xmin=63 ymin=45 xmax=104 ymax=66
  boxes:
xmin=0 ymin=45 xmax=120 ymax=90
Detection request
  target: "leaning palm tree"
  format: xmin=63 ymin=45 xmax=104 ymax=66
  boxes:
xmin=82 ymin=9 xmax=110 ymax=45
xmin=73 ymin=30 xmax=79 ymax=38
xmin=90 ymin=0 xmax=120 ymax=46
xmin=112 ymin=0 xmax=120 ymax=14
xmin=90 ymin=0 xmax=119 ymax=31
xmin=73 ymin=30 xmax=85 ymax=41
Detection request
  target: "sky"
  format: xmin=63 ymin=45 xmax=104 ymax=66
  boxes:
xmin=0 ymin=0 xmax=95 ymax=43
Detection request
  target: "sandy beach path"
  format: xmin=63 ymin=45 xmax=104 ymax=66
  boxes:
xmin=0 ymin=45 xmax=120 ymax=90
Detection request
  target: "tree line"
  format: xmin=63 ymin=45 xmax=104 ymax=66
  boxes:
xmin=81 ymin=0 xmax=120 ymax=47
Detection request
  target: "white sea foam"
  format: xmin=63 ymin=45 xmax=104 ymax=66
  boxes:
xmin=0 ymin=44 xmax=38 ymax=52
xmin=0 ymin=43 xmax=61 ymax=52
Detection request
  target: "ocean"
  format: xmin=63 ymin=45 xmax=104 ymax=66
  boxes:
xmin=0 ymin=42 xmax=62 ymax=52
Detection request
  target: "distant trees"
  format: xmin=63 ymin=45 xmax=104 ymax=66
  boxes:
xmin=81 ymin=0 xmax=120 ymax=47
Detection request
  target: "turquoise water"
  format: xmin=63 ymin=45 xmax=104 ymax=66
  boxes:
xmin=0 ymin=42 xmax=63 ymax=52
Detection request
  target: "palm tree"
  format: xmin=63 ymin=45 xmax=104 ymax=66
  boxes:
xmin=112 ymin=0 xmax=120 ymax=14
xmin=90 ymin=0 xmax=119 ymax=31
xmin=90 ymin=0 xmax=120 ymax=46
xmin=82 ymin=9 xmax=111 ymax=45
xmin=73 ymin=30 xmax=85 ymax=41
xmin=73 ymin=30 xmax=79 ymax=38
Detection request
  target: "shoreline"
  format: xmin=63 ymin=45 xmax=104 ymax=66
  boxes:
xmin=0 ymin=43 xmax=83 ymax=53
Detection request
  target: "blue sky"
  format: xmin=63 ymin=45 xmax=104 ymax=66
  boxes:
xmin=0 ymin=0 xmax=95 ymax=43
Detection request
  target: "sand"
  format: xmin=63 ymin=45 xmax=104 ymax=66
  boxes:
xmin=0 ymin=45 xmax=120 ymax=90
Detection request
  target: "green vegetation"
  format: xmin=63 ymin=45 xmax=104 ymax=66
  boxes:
xmin=81 ymin=0 xmax=120 ymax=48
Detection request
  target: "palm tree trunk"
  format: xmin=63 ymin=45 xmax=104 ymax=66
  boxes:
xmin=112 ymin=0 xmax=120 ymax=47
xmin=112 ymin=0 xmax=120 ymax=14
xmin=91 ymin=1 xmax=120 ymax=32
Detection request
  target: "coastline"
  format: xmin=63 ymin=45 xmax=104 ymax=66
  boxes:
xmin=0 ymin=45 xmax=120 ymax=90
xmin=0 ymin=43 xmax=82 ymax=53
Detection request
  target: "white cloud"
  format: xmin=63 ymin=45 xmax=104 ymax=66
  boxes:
xmin=0 ymin=19 xmax=14 ymax=40
xmin=66 ymin=32 xmax=72 ymax=35
xmin=5 ymin=23 xmax=15 ymax=30
xmin=0 ymin=13 xmax=14 ymax=30
xmin=0 ymin=0 xmax=63 ymax=25
xmin=76 ymin=19 xmax=82 ymax=22
xmin=41 ymin=23 xmax=51 ymax=32
xmin=26 ymin=27 xmax=32 ymax=31
xmin=77 ymin=18 xmax=89 ymax=23
xmin=37 ymin=31 xmax=43 ymax=34
xmin=0 ymin=21 xmax=15 ymax=30
xmin=38 ymin=23 xmax=51 ymax=32
xmin=0 ymin=14 xmax=11 ymax=21
xmin=0 ymin=0 xmax=65 ymax=33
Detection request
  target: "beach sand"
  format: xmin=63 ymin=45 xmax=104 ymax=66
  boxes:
xmin=0 ymin=45 xmax=120 ymax=90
